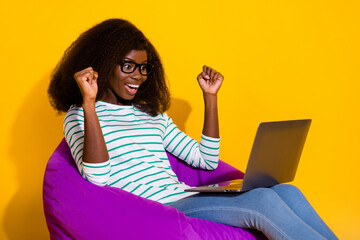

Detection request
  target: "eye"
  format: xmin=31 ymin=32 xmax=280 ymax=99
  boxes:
xmin=140 ymin=64 xmax=147 ymax=72
xmin=123 ymin=63 xmax=133 ymax=69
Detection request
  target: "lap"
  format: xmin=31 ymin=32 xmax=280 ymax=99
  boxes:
xmin=169 ymin=184 xmax=335 ymax=240
xmin=169 ymin=184 xmax=300 ymax=228
xmin=170 ymin=184 xmax=300 ymax=212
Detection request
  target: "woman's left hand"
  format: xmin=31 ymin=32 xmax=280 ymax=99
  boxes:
xmin=197 ymin=65 xmax=224 ymax=95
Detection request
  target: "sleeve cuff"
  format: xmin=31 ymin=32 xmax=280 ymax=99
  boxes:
xmin=201 ymin=133 xmax=220 ymax=142
xmin=82 ymin=160 xmax=111 ymax=186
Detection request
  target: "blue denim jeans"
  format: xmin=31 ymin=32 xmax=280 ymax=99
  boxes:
xmin=169 ymin=184 xmax=338 ymax=240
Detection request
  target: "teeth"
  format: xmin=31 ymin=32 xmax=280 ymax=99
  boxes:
xmin=126 ymin=84 xmax=139 ymax=89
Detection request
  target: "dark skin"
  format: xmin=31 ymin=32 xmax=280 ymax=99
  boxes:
xmin=73 ymin=50 xmax=224 ymax=164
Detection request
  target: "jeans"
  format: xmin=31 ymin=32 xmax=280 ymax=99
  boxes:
xmin=169 ymin=184 xmax=338 ymax=240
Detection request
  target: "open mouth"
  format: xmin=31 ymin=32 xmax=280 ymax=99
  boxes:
xmin=124 ymin=83 xmax=140 ymax=95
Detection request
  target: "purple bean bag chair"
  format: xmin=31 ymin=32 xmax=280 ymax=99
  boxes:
xmin=43 ymin=139 xmax=267 ymax=240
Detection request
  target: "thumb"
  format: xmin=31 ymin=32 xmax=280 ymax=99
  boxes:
xmin=91 ymin=71 xmax=98 ymax=85
xmin=202 ymin=72 xmax=210 ymax=80
xmin=198 ymin=71 xmax=210 ymax=81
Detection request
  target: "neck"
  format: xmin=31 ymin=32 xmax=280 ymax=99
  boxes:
xmin=101 ymin=88 xmax=132 ymax=106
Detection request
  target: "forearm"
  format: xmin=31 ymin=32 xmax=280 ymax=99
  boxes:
xmin=82 ymin=101 xmax=109 ymax=163
xmin=202 ymin=93 xmax=219 ymax=138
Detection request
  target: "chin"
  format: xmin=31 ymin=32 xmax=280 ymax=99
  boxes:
xmin=124 ymin=94 xmax=136 ymax=100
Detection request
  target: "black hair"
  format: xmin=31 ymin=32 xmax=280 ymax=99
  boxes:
xmin=48 ymin=18 xmax=170 ymax=116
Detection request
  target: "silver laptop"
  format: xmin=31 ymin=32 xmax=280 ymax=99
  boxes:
xmin=185 ymin=119 xmax=311 ymax=193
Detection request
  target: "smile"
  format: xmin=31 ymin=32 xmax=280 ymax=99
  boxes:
xmin=124 ymin=83 xmax=140 ymax=95
xmin=125 ymin=83 xmax=139 ymax=89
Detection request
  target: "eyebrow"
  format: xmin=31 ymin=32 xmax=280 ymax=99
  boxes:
xmin=124 ymin=57 xmax=148 ymax=63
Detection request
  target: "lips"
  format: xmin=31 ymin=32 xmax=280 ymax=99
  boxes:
xmin=124 ymin=83 xmax=140 ymax=95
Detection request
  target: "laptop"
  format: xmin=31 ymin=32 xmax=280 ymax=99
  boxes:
xmin=185 ymin=119 xmax=311 ymax=193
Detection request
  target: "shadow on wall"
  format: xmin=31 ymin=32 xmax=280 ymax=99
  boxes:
xmin=3 ymin=74 xmax=192 ymax=239
xmin=3 ymin=74 xmax=64 ymax=240
xmin=167 ymin=98 xmax=192 ymax=132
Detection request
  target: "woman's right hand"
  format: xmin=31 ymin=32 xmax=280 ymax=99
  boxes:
xmin=73 ymin=67 xmax=110 ymax=165
xmin=73 ymin=67 xmax=98 ymax=103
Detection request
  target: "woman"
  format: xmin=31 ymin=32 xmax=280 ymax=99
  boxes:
xmin=48 ymin=18 xmax=337 ymax=240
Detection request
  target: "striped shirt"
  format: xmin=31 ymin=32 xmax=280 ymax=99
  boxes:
xmin=63 ymin=100 xmax=220 ymax=205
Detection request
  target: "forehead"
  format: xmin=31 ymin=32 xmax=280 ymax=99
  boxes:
xmin=124 ymin=50 xmax=147 ymax=62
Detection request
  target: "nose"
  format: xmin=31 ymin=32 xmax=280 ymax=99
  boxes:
xmin=130 ymin=66 xmax=142 ymax=81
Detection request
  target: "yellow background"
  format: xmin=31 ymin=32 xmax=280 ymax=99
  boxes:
xmin=1 ymin=0 xmax=359 ymax=239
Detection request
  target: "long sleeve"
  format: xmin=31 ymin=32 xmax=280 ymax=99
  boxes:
xmin=162 ymin=114 xmax=220 ymax=170
xmin=63 ymin=105 xmax=111 ymax=186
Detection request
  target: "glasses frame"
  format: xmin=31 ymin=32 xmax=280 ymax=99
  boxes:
xmin=120 ymin=60 xmax=153 ymax=76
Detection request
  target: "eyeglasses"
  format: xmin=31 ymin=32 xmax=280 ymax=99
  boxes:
xmin=120 ymin=60 xmax=153 ymax=76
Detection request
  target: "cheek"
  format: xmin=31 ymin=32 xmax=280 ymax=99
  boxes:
xmin=110 ymin=73 xmax=127 ymax=87
xmin=113 ymin=66 xmax=128 ymax=80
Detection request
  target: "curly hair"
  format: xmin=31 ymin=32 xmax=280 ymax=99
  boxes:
xmin=48 ymin=18 xmax=170 ymax=116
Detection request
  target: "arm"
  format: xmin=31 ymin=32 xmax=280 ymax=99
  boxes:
xmin=163 ymin=114 xmax=219 ymax=170
xmin=74 ymin=67 xmax=109 ymax=164
xmin=163 ymin=66 xmax=223 ymax=170
xmin=65 ymin=67 xmax=111 ymax=186
xmin=203 ymin=94 xmax=219 ymax=138
xmin=197 ymin=65 xmax=224 ymax=138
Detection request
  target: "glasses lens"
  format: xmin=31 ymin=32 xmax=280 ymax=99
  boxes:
xmin=143 ymin=64 xmax=153 ymax=76
xmin=121 ymin=61 xmax=135 ymax=73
